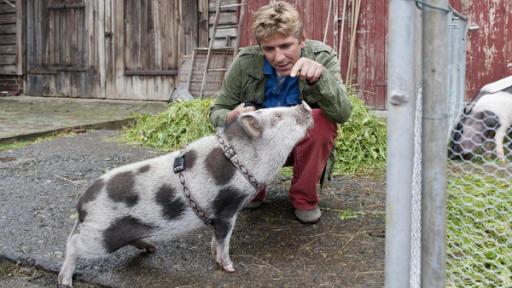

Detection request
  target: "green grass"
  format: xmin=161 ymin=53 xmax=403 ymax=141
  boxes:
xmin=121 ymin=94 xmax=387 ymax=176
xmin=120 ymin=99 xmax=214 ymax=151
xmin=334 ymin=95 xmax=386 ymax=175
xmin=446 ymin=173 xmax=512 ymax=287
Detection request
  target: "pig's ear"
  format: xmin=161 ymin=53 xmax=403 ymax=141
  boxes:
xmin=238 ymin=113 xmax=262 ymax=138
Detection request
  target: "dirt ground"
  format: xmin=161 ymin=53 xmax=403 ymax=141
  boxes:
xmin=0 ymin=130 xmax=385 ymax=288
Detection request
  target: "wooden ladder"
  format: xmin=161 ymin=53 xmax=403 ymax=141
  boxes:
xmin=199 ymin=0 xmax=246 ymax=98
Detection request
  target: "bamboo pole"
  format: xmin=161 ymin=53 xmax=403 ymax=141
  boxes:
xmin=346 ymin=0 xmax=361 ymax=85
xmin=338 ymin=0 xmax=348 ymax=62
xmin=323 ymin=0 xmax=333 ymax=43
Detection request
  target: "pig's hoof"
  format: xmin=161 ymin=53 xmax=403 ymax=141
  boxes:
xmin=222 ymin=264 xmax=236 ymax=273
xmin=57 ymin=274 xmax=72 ymax=288
xmin=130 ymin=239 xmax=156 ymax=254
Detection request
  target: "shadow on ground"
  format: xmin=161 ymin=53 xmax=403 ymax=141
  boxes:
xmin=0 ymin=130 xmax=385 ymax=288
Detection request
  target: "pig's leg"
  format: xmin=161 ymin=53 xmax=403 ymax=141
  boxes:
xmin=213 ymin=217 xmax=237 ymax=272
xmin=129 ymin=239 xmax=156 ymax=253
xmin=58 ymin=234 xmax=80 ymax=288
xmin=495 ymin=125 xmax=508 ymax=161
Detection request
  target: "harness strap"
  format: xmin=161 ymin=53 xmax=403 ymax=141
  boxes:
xmin=215 ymin=133 xmax=263 ymax=191
xmin=174 ymin=151 xmax=213 ymax=226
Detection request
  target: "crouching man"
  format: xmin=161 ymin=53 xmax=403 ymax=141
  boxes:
xmin=209 ymin=1 xmax=352 ymax=224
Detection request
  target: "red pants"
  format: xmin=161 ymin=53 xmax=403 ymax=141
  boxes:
xmin=252 ymin=109 xmax=338 ymax=210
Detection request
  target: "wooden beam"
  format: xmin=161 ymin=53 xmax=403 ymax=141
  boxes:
xmin=124 ymin=69 xmax=179 ymax=76
xmin=15 ymin=0 xmax=22 ymax=75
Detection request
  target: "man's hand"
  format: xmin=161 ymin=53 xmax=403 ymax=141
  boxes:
xmin=226 ymin=103 xmax=256 ymax=124
xmin=290 ymin=57 xmax=324 ymax=85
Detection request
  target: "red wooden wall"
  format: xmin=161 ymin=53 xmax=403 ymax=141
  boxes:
xmin=460 ymin=0 xmax=511 ymax=99
xmin=239 ymin=0 xmax=511 ymax=109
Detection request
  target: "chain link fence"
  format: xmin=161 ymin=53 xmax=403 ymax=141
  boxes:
xmin=446 ymin=87 xmax=512 ymax=287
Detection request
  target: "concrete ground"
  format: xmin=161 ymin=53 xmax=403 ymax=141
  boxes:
xmin=0 ymin=96 xmax=167 ymax=141
xmin=0 ymin=96 xmax=385 ymax=288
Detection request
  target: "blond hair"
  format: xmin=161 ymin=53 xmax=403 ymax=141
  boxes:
xmin=251 ymin=1 xmax=303 ymax=41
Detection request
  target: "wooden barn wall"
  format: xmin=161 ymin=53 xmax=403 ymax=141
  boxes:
xmin=0 ymin=0 xmax=23 ymax=75
xmin=240 ymin=0 xmax=336 ymax=48
xmin=460 ymin=0 xmax=511 ymax=100
xmin=107 ymin=0 xmax=208 ymax=101
xmin=208 ymin=0 xmax=239 ymax=48
xmin=24 ymin=0 xmax=208 ymax=100
xmin=240 ymin=0 xmax=387 ymax=108
xmin=107 ymin=0 xmax=179 ymax=101
xmin=342 ymin=0 xmax=388 ymax=109
xmin=238 ymin=0 xmax=511 ymax=109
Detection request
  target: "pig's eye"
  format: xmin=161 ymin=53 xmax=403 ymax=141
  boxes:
xmin=271 ymin=113 xmax=282 ymax=126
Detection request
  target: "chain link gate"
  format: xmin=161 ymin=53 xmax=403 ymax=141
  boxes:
xmin=446 ymin=80 xmax=512 ymax=287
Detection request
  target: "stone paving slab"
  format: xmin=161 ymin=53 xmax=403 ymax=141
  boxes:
xmin=0 ymin=96 xmax=168 ymax=141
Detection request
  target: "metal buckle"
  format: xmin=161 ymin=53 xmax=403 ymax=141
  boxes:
xmin=224 ymin=147 xmax=236 ymax=159
xmin=173 ymin=155 xmax=185 ymax=173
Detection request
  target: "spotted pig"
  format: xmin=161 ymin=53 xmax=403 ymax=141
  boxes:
xmin=58 ymin=103 xmax=313 ymax=288
xmin=450 ymin=90 xmax=512 ymax=161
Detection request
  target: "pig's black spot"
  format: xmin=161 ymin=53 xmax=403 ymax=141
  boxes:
xmin=138 ymin=165 xmax=151 ymax=173
xmin=77 ymin=179 xmax=104 ymax=222
xmin=212 ymin=186 xmax=246 ymax=219
xmin=103 ymin=216 xmax=154 ymax=253
xmin=155 ymin=184 xmax=186 ymax=220
xmin=213 ymin=218 xmax=231 ymax=243
xmin=206 ymin=147 xmax=236 ymax=185
xmin=107 ymin=171 xmax=139 ymax=207
xmin=184 ymin=150 xmax=198 ymax=170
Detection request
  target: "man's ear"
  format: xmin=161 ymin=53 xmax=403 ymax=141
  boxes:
xmin=238 ymin=113 xmax=262 ymax=138
xmin=299 ymin=31 xmax=306 ymax=48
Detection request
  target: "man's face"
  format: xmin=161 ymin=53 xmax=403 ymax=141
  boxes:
xmin=259 ymin=33 xmax=305 ymax=76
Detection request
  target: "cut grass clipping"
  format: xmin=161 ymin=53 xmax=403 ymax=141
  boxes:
xmin=122 ymin=96 xmax=386 ymax=175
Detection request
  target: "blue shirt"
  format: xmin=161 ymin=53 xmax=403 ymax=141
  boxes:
xmin=263 ymin=58 xmax=301 ymax=108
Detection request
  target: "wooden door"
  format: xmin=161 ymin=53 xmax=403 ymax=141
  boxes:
xmin=106 ymin=0 xmax=205 ymax=101
xmin=25 ymin=0 xmax=104 ymax=98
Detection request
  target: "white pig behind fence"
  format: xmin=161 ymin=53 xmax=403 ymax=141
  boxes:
xmin=58 ymin=103 xmax=314 ymax=288
xmin=450 ymin=89 xmax=512 ymax=161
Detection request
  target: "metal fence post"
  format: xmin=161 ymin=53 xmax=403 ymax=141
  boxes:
xmin=421 ymin=0 xmax=450 ymax=287
xmin=385 ymin=0 xmax=417 ymax=287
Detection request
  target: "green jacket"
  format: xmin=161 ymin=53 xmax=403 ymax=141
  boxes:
xmin=209 ymin=40 xmax=352 ymax=127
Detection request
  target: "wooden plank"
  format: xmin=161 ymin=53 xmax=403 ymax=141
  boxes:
xmin=0 ymin=64 xmax=16 ymax=74
xmin=47 ymin=3 xmax=85 ymax=9
xmin=0 ymin=3 xmax=16 ymax=14
xmin=463 ymin=0 xmax=509 ymax=100
xmin=209 ymin=27 xmax=237 ymax=38
xmin=15 ymin=0 xmax=22 ymax=75
xmin=0 ymin=54 xmax=16 ymax=65
xmin=124 ymin=69 xmax=178 ymax=76
xmin=209 ymin=0 xmax=239 ymax=11
xmin=208 ymin=11 xmax=237 ymax=25
xmin=0 ymin=13 xmax=15 ymax=24
xmin=180 ymin=0 xmax=198 ymax=55
xmin=1 ymin=34 xmax=16 ymax=44
xmin=0 ymin=23 xmax=16 ymax=33
xmin=0 ymin=45 xmax=16 ymax=54
xmin=198 ymin=0 xmax=209 ymax=47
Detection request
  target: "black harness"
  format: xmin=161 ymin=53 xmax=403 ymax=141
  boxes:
xmin=173 ymin=133 xmax=263 ymax=225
